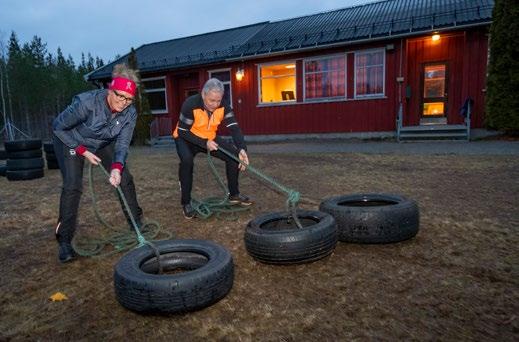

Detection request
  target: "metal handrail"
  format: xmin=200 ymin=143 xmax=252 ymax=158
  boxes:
xmin=396 ymin=102 xmax=403 ymax=142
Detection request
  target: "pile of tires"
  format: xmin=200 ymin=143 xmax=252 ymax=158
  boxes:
xmin=114 ymin=239 xmax=234 ymax=314
xmin=319 ymin=193 xmax=420 ymax=244
xmin=244 ymin=194 xmax=420 ymax=265
xmin=43 ymin=142 xmax=59 ymax=169
xmin=0 ymin=148 xmax=6 ymax=177
xmin=4 ymin=139 xmax=44 ymax=181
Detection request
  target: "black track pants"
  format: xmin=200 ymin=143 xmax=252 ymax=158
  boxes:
xmin=175 ymin=137 xmax=240 ymax=205
xmin=53 ymin=136 xmax=143 ymax=243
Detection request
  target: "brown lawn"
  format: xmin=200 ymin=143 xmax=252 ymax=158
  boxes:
xmin=0 ymin=146 xmax=517 ymax=341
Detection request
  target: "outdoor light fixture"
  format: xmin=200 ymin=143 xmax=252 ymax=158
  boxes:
xmin=235 ymin=67 xmax=245 ymax=81
xmin=432 ymin=33 xmax=441 ymax=41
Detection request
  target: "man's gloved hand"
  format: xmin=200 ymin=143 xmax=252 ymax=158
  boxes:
xmin=206 ymin=140 xmax=219 ymax=151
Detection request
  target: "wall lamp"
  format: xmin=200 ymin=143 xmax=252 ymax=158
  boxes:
xmin=235 ymin=67 xmax=245 ymax=81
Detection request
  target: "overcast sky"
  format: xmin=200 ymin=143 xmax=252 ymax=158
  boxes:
xmin=0 ymin=0 xmax=376 ymax=65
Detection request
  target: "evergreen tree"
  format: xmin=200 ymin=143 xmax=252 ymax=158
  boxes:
xmin=486 ymin=0 xmax=519 ymax=134
xmin=127 ymin=47 xmax=153 ymax=145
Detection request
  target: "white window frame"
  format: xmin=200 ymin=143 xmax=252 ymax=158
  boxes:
xmin=354 ymin=48 xmax=386 ymax=99
xmin=303 ymin=53 xmax=347 ymax=103
xmin=257 ymin=60 xmax=297 ymax=105
xmin=142 ymin=76 xmax=168 ymax=114
xmin=208 ymin=68 xmax=232 ymax=106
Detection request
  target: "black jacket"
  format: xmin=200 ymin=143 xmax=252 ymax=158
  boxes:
xmin=53 ymin=89 xmax=137 ymax=165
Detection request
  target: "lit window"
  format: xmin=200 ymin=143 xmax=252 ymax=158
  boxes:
xmin=304 ymin=55 xmax=346 ymax=101
xmin=259 ymin=62 xmax=296 ymax=104
xmin=209 ymin=69 xmax=232 ymax=106
xmin=423 ymin=102 xmax=445 ymax=116
xmin=142 ymin=77 xmax=167 ymax=114
xmin=355 ymin=49 xmax=385 ymax=97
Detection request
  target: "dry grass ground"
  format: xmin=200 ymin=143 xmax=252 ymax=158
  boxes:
xmin=0 ymin=146 xmax=517 ymax=341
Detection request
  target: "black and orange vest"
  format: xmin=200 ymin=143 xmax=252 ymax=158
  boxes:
xmin=173 ymin=107 xmax=225 ymax=140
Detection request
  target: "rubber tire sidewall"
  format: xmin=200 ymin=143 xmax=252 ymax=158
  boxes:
xmin=4 ymin=139 xmax=42 ymax=152
xmin=319 ymin=193 xmax=419 ymax=244
xmin=245 ymin=209 xmax=337 ymax=264
xmin=114 ymin=239 xmax=234 ymax=314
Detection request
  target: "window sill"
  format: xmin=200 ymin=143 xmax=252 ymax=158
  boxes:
xmin=354 ymin=95 xmax=387 ymax=100
xmin=257 ymin=101 xmax=298 ymax=108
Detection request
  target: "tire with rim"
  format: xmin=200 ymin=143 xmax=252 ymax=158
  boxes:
xmin=244 ymin=209 xmax=337 ymax=264
xmin=114 ymin=239 xmax=234 ymax=314
xmin=6 ymin=168 xmax=44 ymax=181
xmin=319 ymin=193 xmax=419 ymax=244
xmin=4 ymin=139 xmax=42 ymax=152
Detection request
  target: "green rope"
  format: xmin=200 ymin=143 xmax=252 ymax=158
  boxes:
xmin=72 ymin=163 xmax=172 ymax=259
xmin=190 ymin=148 xmax=252 ymax=219
xmin=193 ymin=145 xmax=303 ymax=228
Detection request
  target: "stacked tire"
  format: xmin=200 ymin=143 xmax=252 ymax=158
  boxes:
xmin=4 ymin=139 xmax=44 ymax=181
xmin=44 ymin=142 xmax=59 ymax=169
xmin=0 ymin=148 xmax=6 ymax=177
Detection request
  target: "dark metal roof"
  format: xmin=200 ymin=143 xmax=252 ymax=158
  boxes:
xmin=88 ymin=0 xmax=493 ymax=81
xmin=231 ymin=0 xmax=494 ymax=57
xmin=88 ymin=22 xmax=268 ymax=80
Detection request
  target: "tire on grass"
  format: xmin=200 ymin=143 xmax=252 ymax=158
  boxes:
xmin=6 ymin=168 xmax=44 ymax=181
xmin=244 ymin=209 xmax=337 ymax=264
xmin=319 ymin=193 xmax=419 ymax=244
xmin=114 ymin=239 xmax=234 ymax=314
xmin=0 ymin=163 xmax=6 ymax=177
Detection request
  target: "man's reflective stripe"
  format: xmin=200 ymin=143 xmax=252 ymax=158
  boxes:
xmin=224 ymin=111 xmax=235 ymax=119
xmin=226 ymin=122 xmax=237 ymax=128
xmin=178 ymin=127 xmax=188 ymax=131
xmin=179 ymin=113 xmax=193 ymax=125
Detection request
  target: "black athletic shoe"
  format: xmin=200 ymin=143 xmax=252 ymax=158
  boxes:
xmin=182 ymin=204 xmax=196 ymax=219
xmin=58 ymin=242 xmax=76 ymax=263
xmin=228 ymin=194 xmax=253 ymax=206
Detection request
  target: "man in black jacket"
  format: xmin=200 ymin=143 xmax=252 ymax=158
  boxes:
xmin=173 ymin=78 xmax=252 ymax=219
xmin=52 ymin=63 xmax=143 ymax=263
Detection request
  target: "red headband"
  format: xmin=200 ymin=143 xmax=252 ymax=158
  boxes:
xmin=109 ymin=77 xmax=136 ymax=96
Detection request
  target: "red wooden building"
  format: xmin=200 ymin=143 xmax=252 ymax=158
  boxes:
xmin=88 ymin=0 xmax=494 ymax=141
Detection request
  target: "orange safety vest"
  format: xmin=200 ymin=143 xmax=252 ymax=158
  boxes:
xmin=173 ymin=107 xmax=225 ymax=140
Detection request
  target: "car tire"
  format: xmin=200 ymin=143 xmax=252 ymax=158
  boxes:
xmin=244 ymin=209 xmax=337 ymax=264
xmin=114 ymin=239 xmax=234 ymax=314
xmin=319 ymin=193 xmax=420 ymax=244
xmin=6 ymin=168 xmax=44 ymax=181
xmin=4 ymin=139 xmax=42 ymax=152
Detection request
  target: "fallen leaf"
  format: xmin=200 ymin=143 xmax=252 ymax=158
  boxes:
xmin=49 ymin=292 xmax=68 ymax=302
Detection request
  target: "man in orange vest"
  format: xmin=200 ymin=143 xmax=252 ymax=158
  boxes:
xmin=173 ymin=78 xmax=252 ymax=218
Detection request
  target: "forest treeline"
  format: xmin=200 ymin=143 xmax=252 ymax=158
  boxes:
xmin=0 ymin=31 xmax=109 ymax=140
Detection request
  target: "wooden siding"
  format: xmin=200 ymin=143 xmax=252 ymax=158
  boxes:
xmin=149 ymin=27 xmax=488 ymax=136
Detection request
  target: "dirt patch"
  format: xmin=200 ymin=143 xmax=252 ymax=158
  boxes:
xmin=0 ymin=147 xmax=518 ymax=340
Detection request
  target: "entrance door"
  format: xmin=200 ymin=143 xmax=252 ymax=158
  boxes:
xmin=421 ymin=63 xmax=448 ymax=123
